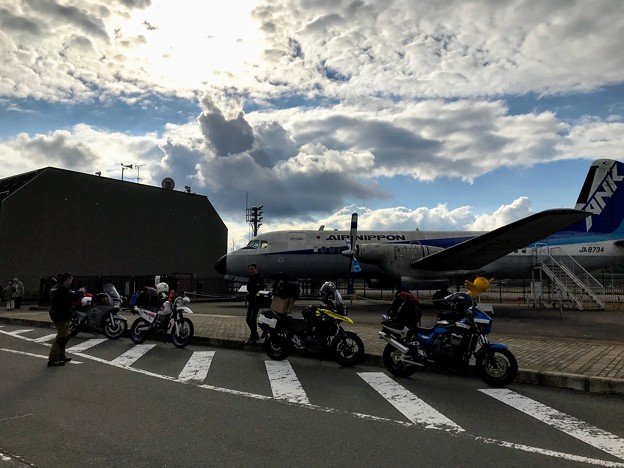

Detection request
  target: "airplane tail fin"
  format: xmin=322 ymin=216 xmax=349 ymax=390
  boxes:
xmin=565 ymin=159 xmax=624 ymax=234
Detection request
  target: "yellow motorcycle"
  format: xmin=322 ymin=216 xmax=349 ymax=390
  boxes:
xmin=258 ymin=304 xmax=364 ymax=367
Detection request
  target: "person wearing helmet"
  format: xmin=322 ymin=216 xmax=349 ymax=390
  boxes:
xmin=154 ymin=282 xmax=171 ymax=329
xmin=319 ymin=281 xmax=345 ymax=314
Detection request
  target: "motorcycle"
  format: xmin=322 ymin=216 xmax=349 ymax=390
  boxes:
xmin=130 ymin=292 xmax=194 ymax=348
xmin=379 ymin=292 xmax=518 ymax=387
xmin=70 ymin=283 xmax=128 ymax=339
xmin=258 ymin=302 xmax=365 ymax=367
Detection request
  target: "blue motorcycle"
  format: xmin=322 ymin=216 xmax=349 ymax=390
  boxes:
xmin=379 ymin=291 xmax=518 ymax=387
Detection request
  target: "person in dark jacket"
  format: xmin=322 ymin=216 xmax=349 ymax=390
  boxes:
xmin=245 ymin=263 xmax=265 ymax=344
xmin=47 ymin=272 xmax=75 ymax=367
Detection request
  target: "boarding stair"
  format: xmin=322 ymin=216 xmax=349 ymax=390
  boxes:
xmin=531 ymin=245 xmax=605 ymax=310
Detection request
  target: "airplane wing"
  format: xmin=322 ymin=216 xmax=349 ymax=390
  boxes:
xmin=410 ymin=209 xmax=590 ymax=271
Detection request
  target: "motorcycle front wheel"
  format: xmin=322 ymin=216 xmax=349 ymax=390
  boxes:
xmin=382 ymin=343 xmax=419 ymax=377
xmin=476 ymin=347 xmax=518 ymax=387
xmin=130 ymin=318 xmax=150 ymax=344
xmin=264 ymin=331 xmax=290 ymax=360
xmin=104 ymin=316 xmax=127 ymax=339
xmin=171 ymin=318 xmax=194 ymax=348
xmin=332 ymin=331 xmax=364 ymax=367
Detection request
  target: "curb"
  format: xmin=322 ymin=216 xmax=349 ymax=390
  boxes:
xmin=516 ymin=369 xmax=624 ymax=397
xmin=2 ymin=317 xmax=623 ymax=397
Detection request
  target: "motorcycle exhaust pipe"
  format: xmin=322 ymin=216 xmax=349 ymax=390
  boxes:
xmin=378 ymin=331 xmax=410 ymax=354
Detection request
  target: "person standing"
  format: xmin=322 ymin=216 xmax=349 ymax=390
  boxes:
xmin=245 ymin=263 xmax=265 ymax=344
xmin=5 ymin=279 xmax=15 ymax=311
xmin=47 ymin=272 xmax=75 ymax=367
xmin=13 ymin=277 xmax=24 ymax=310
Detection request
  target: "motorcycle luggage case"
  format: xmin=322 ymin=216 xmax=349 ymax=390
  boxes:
xmin=271 ymin=296 xmax=295 ymax=313
xmin=258 ymin=311 xmax=278 ymax=329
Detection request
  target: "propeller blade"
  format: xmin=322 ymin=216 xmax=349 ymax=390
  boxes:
xmin=346 ymin=213 xmax=359 ymax=295
xmin=349 ymin=212 xmax=358 ymax=254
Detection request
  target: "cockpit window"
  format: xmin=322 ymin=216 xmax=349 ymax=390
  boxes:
xmin=243 ymin=240 xmax=261 ymax=249
xmin=241 ymin=239 xmax=268 ymax=250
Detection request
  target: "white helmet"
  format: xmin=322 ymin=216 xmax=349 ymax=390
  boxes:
xmin=156 ymin=282 xmax=169 ymax=294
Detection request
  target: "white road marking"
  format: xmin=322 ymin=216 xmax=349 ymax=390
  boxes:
xmin=0 ymin=348 xmax=82 ymax=364
xmin=65 ymin=338 xmax=108 ymax=353
xmin=33 ymin=333 xmax=58 ymax=343
xmin=110 ymin=344 xmax=156 ymax=367
xmin=265 ymin=360 xmax=310 ymax=404
xmin=3 ymin=329 xmax=34 ymax=336
xmin=480 ymin=388 xmax=624 ymax=461
xmin=177 ymin=351 xmax=215 ymax=383
xmin=359 ymin=372 xmax=464 ymax=433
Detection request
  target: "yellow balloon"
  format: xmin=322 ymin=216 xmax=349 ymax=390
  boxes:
xmin=465 ymin=276 xmax=494 ymax=296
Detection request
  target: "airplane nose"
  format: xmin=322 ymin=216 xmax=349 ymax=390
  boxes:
xmin=215 ymin=254 xmax=227 ymax=275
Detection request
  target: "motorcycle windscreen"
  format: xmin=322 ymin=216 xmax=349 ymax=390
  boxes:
xmin=102 ymin=283 xmax=121 ymax=300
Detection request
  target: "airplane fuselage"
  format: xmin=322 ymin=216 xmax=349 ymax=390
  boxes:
xmin=216 ymin=229 xmax=624 ymax=287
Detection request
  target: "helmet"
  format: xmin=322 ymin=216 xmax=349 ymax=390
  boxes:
xmin=445 ymin=292 xmax=473 ymax=314
xmin=156 ymin=282 xmax=169 ymax=294
xmin=319 ymin=281 xmax=337 ymax=300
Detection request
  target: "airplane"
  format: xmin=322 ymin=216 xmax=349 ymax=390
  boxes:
xmin=215 ymin=159 xmax=624 ymax=299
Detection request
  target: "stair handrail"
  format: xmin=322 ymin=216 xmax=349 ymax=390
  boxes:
xmin=531 ymin=244 xmax=605 ymax=309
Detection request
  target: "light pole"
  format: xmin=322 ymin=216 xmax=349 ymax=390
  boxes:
xmin=121 ymin=163 xmax=133 ymax=181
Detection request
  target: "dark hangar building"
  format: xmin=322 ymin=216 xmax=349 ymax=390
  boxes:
xmin=0 ymin=167 xmax=227 ymax=300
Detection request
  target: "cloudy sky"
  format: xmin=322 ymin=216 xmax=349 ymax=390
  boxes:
xmin=2 ymin=0 xmax=623 ymax=249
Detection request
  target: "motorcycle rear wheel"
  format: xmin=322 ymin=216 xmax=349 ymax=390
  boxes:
xmin=382 ymin=343 xmax=419 ymax=377
xmin=264 ymin=332 xmax=290 ymax=360
xmin=477 ymin=347 xmax=518 ymax=387
xmin=332 ymin=332 xmax=364 ymax=367
xmin=171 ymin=318 xmax=194 ymax=348
xmin=104 ymin=316 xmax=127 ymax=339
xmin=130 ymin=318 xmax=150 ymax=344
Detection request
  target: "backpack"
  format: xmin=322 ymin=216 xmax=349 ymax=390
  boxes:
xmin=134 ymin=287 xmax=159 ymax=308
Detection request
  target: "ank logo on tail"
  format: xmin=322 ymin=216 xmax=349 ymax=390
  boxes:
xmin=572 ymin=160 xmax=624 ymax=233
xmin=584 ymin=163 xmax=623 ymax=231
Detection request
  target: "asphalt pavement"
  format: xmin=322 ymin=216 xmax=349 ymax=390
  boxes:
xmin=1 ymin=299 xmax=623 ymax=396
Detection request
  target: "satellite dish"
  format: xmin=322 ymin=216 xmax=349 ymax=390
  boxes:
xmin=161 ymin=177 xmax=175 ymax=190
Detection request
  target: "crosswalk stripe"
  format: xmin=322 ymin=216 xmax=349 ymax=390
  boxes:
xmin=359 ymin=372 xmax=464 ymax=433
xmin=480 ymin=388 xmax=624 ymax=461
xmin=177 ymin=351 xmax=215 ymax=383
xmin=4 ymin=329 xmax=34 ymax=336
xmin=66 ymin=338 xmax=108 ymax=353
xmin=0 ymin=348 xmax=82 ymax=364
xmin=265 ymin=360 xmax=310 ymax=405
xmin=33 ymin=333 xmax=58 ymax=343
xmin=111 ymin=344 xmax=156 ymax=367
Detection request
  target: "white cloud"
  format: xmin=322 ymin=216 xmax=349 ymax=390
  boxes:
xmin=2 ymin=0 xmax=624 ymax=254
xmin=469 ymin=197 xmax=534 ymax=231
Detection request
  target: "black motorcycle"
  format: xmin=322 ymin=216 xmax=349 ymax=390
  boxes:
xmin=258 ymin=303 xmax=364 ymax=367
xmin=380 ymin=292 xmax=518 ymax=387
xmin=70 ymin=283 xmax=128 ymax=339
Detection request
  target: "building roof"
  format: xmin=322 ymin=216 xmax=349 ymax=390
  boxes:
xmin=0 ymin=168 xmax=46 ymax=202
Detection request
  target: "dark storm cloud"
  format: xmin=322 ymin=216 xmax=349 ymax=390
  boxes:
xmin=0 ymin=8 xmax=42 ymax=35
xmin=22 ymin=131 xmax=99 ymax=167
xmin=203 ymin=154 xmax=386 ymax=218
xmin=289 ymin=113 xmax=443 ymax=171
xmin=23 ymin=0 xmax=110 ymax=41
xmin=198 ymin=97 xmax=255 ymax=156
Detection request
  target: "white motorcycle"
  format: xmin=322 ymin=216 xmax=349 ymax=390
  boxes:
xmin=130 ymin=293 xmax=194 ymax=348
